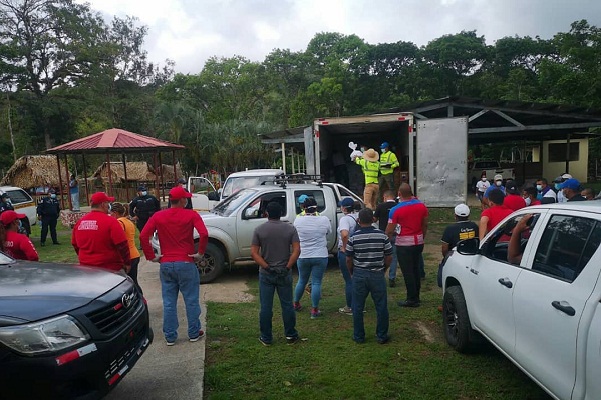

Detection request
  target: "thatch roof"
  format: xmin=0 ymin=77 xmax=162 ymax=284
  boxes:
xmin=93 ymin=161 xmax=156 ymax=182
xmin=1 ymin=155 xmax=69 ymax=188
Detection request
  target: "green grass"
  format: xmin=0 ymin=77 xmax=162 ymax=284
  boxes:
xmin=204 ymin=207 xmax=550 ymax=400
xmin=28 ymin=220 xmax=78 ymax=263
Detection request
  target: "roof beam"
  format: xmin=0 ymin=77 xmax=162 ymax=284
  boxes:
xmin=492 ymin=110 xmax=525 ymax=127
xmin=414 ymin=113 xmax=428 ymax=119
xmin=411 ymin=102 xmax=449 ymax=113
xmin=451 ymin=102 xmax=601 ymax=122
xmin=262 ymin=137 xmax=305 ymax=144
xmin=468 ymin=109 xmax=489 ymax=122
xmin=470 ymin=121 xmax=601 ymax=134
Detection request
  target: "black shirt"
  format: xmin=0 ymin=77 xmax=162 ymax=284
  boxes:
xmin=374 ymin=200 xmax=397 ymax=231
xmin=567 ymin=195 xmax=586 ymax=202
xmin=441 ymin=221 xmax=479 ymax=250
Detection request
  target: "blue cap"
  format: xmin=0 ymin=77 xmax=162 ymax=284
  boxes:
xmin=380 ymin=142 xmax=389 ymax=149
xmin=559 ymin=178 xmax=580 ymax=190
xmin=339 ymin=197 xmax=354 ymax=208
xmin=298 ymin=194 xmax=309 ymax=203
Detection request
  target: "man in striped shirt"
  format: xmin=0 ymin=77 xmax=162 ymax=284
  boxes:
xmin=346 ymin=208 xmax=393 ymax=344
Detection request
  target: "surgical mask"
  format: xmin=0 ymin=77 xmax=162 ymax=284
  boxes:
xmin=524 ymin=198 xmax=532 ymax=206
xmin=360 ymin=147 xmax=367 ymax=152
xmin=481 ymin=177 xmax=487 ymax=182
xmin=108 ymin=203 xmax=112 ymax=213
xmin=555 ymin=183 xmax=561 ymax=190
xmin=381 ymin=148 xmax=386 ymax=153
xmin=50 ymin=194 xmax=56 ymax=199
xmin=495 ymin=181 xmax=502 ymax=187
xmin=141 ymin=191 xmax=147 ymax=196
xmin=536 ymin=185 xmax=542 ymax=191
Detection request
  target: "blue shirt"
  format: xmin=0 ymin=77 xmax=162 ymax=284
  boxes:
xmin=346 ymin=226 xmax=392 ymax=271
xmin=484 ymin=184 xmax=505 ymax=198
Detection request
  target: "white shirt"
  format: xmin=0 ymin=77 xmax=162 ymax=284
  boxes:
xmin=476 ymin=180 xmax=490 ymax=193
xmin=337 ymin=212 xmax=358 ymax=248
xmin=557 ymin=190 xmax=566 ymax=203
xmin=294 ymin=214 xmax=331 ymax=258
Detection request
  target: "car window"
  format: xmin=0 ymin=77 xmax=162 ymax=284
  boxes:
xmin=6 ymin=189 xmax=32 ymax=204
xmin=482 ymin=214 xmax=539 ymax=265
xmin=532 ymin=215 xmax=601 ymax=283
xmin=294 ymin=190 xmax=326 ymax=215
xmin=243 ymin=192 xmax=287 ymax=220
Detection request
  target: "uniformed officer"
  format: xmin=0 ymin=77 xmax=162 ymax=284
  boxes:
xmin=129 ymin=185 xmax=161 ymax=232
xmin=36 ymin=189 xmax=61 ymax=246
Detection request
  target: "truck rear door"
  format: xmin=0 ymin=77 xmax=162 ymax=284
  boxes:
xmin=414 ymin=117 xmax=468 ymax=207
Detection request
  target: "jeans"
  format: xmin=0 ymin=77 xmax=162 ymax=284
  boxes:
xmin=294 ymin=257 xmax=328 ymax=308
xmin=338 ymin=250 xmax=353 ymax=309
xmin=259 ymin=271 xmax=298 ymax=343
xmin=388 ymin=241 xmax=398 ymax=280
xmin=352 ymin=268 xmax=389 ymax=342
xmin=160 ymin=262 xmax=201 ymax=342
xmin=396 ymin=245 xmax=424 ymax=302
xmin=70 ymin=192 xmax=80 ymax=211
xmin=40 ymin=216 xmax=58 ymax=244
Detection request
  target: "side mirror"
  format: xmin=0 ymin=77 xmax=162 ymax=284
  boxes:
xmin=456 ymin=238 xmax=480 ymax=256
xmin=244 ymin=208 xmax=258 ymax=219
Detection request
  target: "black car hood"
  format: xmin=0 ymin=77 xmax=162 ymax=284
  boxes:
xmin=0 ymin=261 xmax=126 ymax=324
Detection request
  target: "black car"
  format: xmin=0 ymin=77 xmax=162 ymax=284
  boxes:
xmin=0 ymin=254 xmax=153 ymax=399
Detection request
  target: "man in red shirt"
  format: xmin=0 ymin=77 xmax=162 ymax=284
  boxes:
xmin=385 ymin=183 xmax=428 ymax=308
xmin=503 ymin=180 xmax=526 ymax=211
xmin=479 ymin=188 xmax=513 ymax=240
xmin=72 ymin=192 xmax=130 ymax=272
xmin=140 ymin=186 xmax=209 ymax=346
xmin=1 ymin=210 xmax=38 ymax=261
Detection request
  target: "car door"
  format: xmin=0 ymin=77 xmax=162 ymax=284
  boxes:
xmin=236 ymin=191 xmax=287 ymax=256
xmin=513 ymin=211 xmax=601 ymax=400
xmin=293 ymin=189 xmax=336 ymax=249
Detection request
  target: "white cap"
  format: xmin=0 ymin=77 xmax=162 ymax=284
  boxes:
xmin=454 ymin=204 xmax=470 ymax=217
xmin=494 ymin=174 xmax=503 ymax=181
xmin=561 ymin=173 xmax=573 ymax=179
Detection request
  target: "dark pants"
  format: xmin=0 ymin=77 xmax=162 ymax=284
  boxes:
xmin=259 ymin=271 xmax=298 ymax=343
xmin=41 ymin=216 xmax=58 ymax=244
xmin=352 ymin=268 xmax=389 ymax=343
xmin=128 ymin=257 xmax=142 ymax=293
xmin=396 ymin=244 xmax=424 ymax=302
xmin=136 ymin=217 xmax=149 ymax=233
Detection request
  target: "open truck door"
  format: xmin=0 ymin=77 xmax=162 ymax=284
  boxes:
xmin=188 ymin=177 xmax=219 ymax=211
xmin=413 ymin=117 xmax=468 ymax=207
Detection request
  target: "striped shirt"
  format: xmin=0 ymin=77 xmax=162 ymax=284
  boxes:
xmin=346 ymin=226 xmax=392 ymax=271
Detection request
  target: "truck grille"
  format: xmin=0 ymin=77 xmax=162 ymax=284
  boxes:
xmin=86 ymin=289 xmax=141 ymax=335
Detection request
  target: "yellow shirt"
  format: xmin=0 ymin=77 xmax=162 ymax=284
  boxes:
xmin=118 ymin=216 xmax=140 ymax=259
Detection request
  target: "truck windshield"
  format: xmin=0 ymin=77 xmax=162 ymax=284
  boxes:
xmin=222 ymin=176 xmax=276 ymax=198
xmin=213 ymin=189 xmax=257 ymax=216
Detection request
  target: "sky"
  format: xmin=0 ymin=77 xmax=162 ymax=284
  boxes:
xmin=83 ymin=0 xmax=601 ymax=74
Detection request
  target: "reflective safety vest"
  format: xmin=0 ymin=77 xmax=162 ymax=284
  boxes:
xmin=379 ymin=151 xmax=399 ymax=175
xmin=355 ymin=158 xmax=380 ymax=184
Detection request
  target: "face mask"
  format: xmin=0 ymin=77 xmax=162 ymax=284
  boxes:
xmin=481 ymin=177 xmax=487 ymax=181
xmin=360 ymin=147 xmax=366 ymax=152
xmin=141 ymin=191 xmax=147 ymax=196
xmin=524 ymin=198 xmax=532 ymax=206
xmin=381 ymin=148 xmax=386 ymax=153
xmin=495 ymin=181 xmax=502 ymax=187
xmin=555 ymin=183 xmax=561 ymax=190
xmin=536 ymin=185 xmax=542 ymax=191
xmin=50 ymin=194 xmax=56 ymax=199
xmin=108 ymin=203 xmax=112 ymax=213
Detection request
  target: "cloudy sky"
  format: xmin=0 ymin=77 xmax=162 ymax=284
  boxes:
xmin=83 ymin=0 xmax=601 ymax=74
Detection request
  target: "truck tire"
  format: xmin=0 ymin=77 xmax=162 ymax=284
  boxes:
xmin=442 ymin=285 xmax=481 ymax=353
xmin=196 ymin=242 xmax=225 ymax=284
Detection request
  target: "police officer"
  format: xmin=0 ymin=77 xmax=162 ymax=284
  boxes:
xmin=352 ymin=148 xmax=379 ymax=210
xmin=378 ymin=142 xmax=399 ymax=195
xmin=37 ymin=189 xmax=60 ymax=246
xmin=129 ymin=185 xmax=161 ymax=232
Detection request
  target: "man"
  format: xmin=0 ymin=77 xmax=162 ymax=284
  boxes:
xmin=560 ymin=178 xmax=586 ymax=202
xmin=72 ymin=192 xmax=130 ymax=272
xmin=536 ymin=178 xmax=556 ymax=204
xmin=1 ymin=210 xmax=39 ymax=261
xmin=523 ymin=186 xmax=541 ymax=206
xmin=582 ymin=187 xmax=596 ymax=200
xmin=251 ymin=202 xmax=301 ymax=346
xmin=483 ymin=174 xmax=505 ymax=208
xmin=129 ymin=185 xmax=161 ymax=232
xmin=479 ymin=188 xmax=513 ymax=240
xmin=140 ymin=186 xmax=209 ymax=346
xmin=168 ymin=179 xmax=193 ymax=209
xmin=337 ymin=197 xmax=359 ymax=315
xmin=0 ymin=193 xmax=29 ymax=236
xmin=346 ymin=208 xmax=392 ymax=344
xmin=374 ymin=190 xmax=398 ymax=287
xmin=385 ymin=183 xmax=428 ymax=308
xmin=503 ymin=181 xmax=526 ymax=211
xmin=378 ymin=142 xmax=399 ymax=195
xmin=0 ymin=193 xmax=12 ymax=213
xmin=69 ymin=174 xmax=80 ymax=211
xmin=439 ymin=204 xmax=479 ymax=286
xmin=352 ymin=148 xmax=379 ymax=210
xmin=553 ymin=173 xmax=572 ymax=203
xmin=37 ymin=189 xmax=60 ymax=246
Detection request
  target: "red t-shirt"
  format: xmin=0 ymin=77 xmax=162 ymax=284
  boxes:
xmin=388 ymin=198 xmax=429 ymax=246
xmin=482 ymin=205 xmax=513 ymax=233
xmin=140 ymin=208 xmax=209 ymax=263
xmin=4 ymin=230 xmax=39 ymax=261
xmin=504 ymin=194 xmax=526 ymax=211
xmin=72 ymin=210 xmax=128 ymax=271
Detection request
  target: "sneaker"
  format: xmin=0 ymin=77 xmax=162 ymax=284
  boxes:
xmin=377 ymin=335 xmax=390 ymax=344
xmin=310 ymin=309 xmax=322 ymax=319
xmin=166 ymin=339 xmax=176 ymax=346
xmin=388 ymin=279 xmax=396 ymax=287
xmin=293 ymin=302 xmax=302 ymax=312
xmin=286 ymin=336 xmax=300 ymax=345
xmin=398 ymin=300 xmax=420 ymax=308
xmin=338 ymin=306 xmax=352 ymax=315
xmin=259 ymin=337 xmax=271 ymax=346
xmin=189 ymin=330 xmax=205 ymax=342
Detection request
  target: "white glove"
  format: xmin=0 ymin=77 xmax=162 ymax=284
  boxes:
xmin=188 ymin=253 xmax=205 ymax=263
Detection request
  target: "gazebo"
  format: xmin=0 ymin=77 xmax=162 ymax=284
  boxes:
xmin=46 ymin=128 xmax=185 ymax=210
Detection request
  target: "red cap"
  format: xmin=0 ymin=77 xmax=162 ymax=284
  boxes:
xmin=90 ymin=192 xmax=115 ymax=205
xmin=169 ymin=186 xmax=192 ymax=200
xmin=1 ymin=210 xmax=26 ymax=226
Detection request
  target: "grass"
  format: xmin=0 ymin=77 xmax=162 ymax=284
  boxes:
xmin=28 ymin=220 xmax=78 ymax=263
xmin=203 ymin=207 xmax=551 ymax=400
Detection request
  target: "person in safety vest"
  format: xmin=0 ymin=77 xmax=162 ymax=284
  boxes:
xmin=352 ymin=148 xmax=379 ymax=210
xmin=378 ymin=142 xmax=399 ymax=195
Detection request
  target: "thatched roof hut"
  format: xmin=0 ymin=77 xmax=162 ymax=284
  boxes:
xmin=1 ymin=155 xmax=69 ymax=188
xmin=93 ymin=161 xmax=156 ymax=182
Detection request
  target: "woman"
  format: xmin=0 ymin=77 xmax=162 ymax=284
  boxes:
xmin=293 ymin=197 xmax=331 ymax=319
xmin=0 ymin=210 xmax=38 ymax=261
xmin=111 ymin=202 xmax=141 ymax=290
xmin=475 ymin=172 xmax=490 ymax=210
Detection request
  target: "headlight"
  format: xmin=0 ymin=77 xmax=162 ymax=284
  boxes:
xmin=0 ymin=315 xmax=90 ymax=355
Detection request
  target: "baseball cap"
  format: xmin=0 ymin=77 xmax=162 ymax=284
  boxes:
xmin=137 ymin=185 xmax=147 ymax=191
xmin=380 ymin=142 xmax=390 ymax=149
xmin=561 ymin=173 xmax=573 ymax=180
xmin=559 ymin=178 xmax=580 ymax=191
xmin=169 ymin=186 xmax=192 ymax=200
xmin=0 ymin=210 xmax=26 ymax=226
xmin=339 ymin=197 xmax=354 ymax=208
xmin=494 ymin=174 xmax=503 ymax=181
xmin=90 ymin=192 xmax=115 ymax=205
xmin=303 ymin=197 xmax=318 ymax=209
xmin=454 ymin=204 xmax=470 ymax=217
xmin=505 ymin=180 xmax=519 ymax=194
xmin=298 ymin=194 xmax=309 ymax=204
xmin=177 ymin=178 xmax=186 ymax=184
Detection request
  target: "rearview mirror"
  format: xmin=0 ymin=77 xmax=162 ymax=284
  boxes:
xmin=456 ymin=238 xmax=480 ymax=256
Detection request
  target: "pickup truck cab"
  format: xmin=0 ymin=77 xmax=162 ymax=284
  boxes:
xmin=152 ymin=181 xmax=362 ymax=283
xmin=442 ymin=202 xmax=601 ymax=400
xmin=468 ymin=160 xmax=515 ymax=188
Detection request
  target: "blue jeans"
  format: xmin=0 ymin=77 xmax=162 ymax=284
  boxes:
xmin=259 ymin=271 xmax=298 ymax=343
xmin=160 ymin=262 xmax=201 ymax=342
xmin=294 ymin=257 xmax=328 ymax=308
xmin=352 ymin=268 xmax=389 ymax=342
xmin=338 ymin=250 xmax=353 ymax=308
xmin=388 ymin=241 xmax=398 ymax=280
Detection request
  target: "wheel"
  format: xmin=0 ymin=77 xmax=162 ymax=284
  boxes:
xmin=196 ymin=242 xmax=225 ymax=284
xmin=442 ymin=285 xmax=481 ymax=353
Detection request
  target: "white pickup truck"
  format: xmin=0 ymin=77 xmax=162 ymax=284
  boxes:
xmin=441 ymin=202 xmax=601 ymax=400
xmin=152 ymin=180 xmax=362 ymax=283
xmin=468 ymin=160 xmax=515 ymax=188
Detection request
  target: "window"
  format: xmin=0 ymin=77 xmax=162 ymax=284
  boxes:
xmin=293 ymin=190 xmax=326 ymax=215
xmin=482 ymin=214 xmax=539 ymax=265
xmin=548 ymin=143 xmax=579 ymax=162
xmin=533 ymin=215 xmax=601 ymax=282
xmin=243 ymin=192 xmax=287 ymax=220
xmin=6 ymin=189 xmax=33 ymax=204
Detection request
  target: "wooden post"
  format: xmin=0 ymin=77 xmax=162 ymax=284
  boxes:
xmin=153 ymin=152 xmax=160 ymax=200
xmin=281 ymin=143 xmax=286 ymax=174
xmin=172 ymin=150 xmax=178 ymax=181
xmin=158 ymin=152 xmax=165 ymax=201
xmin=82 ymin=153 xmax=90 ymax=206
xmin=65 ymin=153 xmax=73 ymax=210
xmin=106 ymin=152 xmax=113 ymax=197
xmin=56 ymin=155 xmax=66 ymax=210
xmin=122 ymin=153 xmax=129 ymax=203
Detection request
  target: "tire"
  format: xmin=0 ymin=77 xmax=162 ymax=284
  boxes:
xmin=196 ymin=242 xmax=225 ymax=284
xmin=442 ymin=285 xmax=480 ymax=353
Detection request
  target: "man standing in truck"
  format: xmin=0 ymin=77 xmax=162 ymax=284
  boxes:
xmin=378 ymin=142 xmax=399 ymax=196
xmin=352 ymin=148 xmax=380 ymax=210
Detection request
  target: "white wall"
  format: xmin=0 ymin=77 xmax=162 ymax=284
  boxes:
xmin=542 ymin=138 xmax=588 ymax=183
